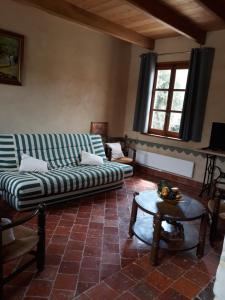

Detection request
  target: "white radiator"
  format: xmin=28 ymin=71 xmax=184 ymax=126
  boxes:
xmin=135 ymin=149 xmax=194 ymax=178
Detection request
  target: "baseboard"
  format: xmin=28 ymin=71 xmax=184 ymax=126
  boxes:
xmin=135 ymin=163 xmax=202 ymax=193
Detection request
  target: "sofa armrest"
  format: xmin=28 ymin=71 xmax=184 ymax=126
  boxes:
xmin=127 ymin=146 xmax=136 ymax=161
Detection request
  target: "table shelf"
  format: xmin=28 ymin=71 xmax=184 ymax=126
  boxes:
xmin=132 ymin=216 xmax=200 ymax=252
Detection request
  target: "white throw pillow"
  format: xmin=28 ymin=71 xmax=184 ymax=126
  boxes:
xmin=19 ymin=153 xmax=48 ymax=172
xmin=106 ymin=143 xmax=124 ymax=159
xmin=1 ymin=218 xmax=15 ymax=246
xmin=80 ymin=151 xmax=103 ymax=166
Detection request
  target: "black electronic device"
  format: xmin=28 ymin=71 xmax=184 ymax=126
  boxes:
xmin=209 ymin=122 xmax=225 ymax=151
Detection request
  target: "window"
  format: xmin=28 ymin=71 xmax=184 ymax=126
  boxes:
xmin=148 ymin=62 xmax=189 ymax=138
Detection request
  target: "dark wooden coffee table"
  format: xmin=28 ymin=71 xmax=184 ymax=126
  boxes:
xmin=129 ymin=190 xmax=208 ymax=265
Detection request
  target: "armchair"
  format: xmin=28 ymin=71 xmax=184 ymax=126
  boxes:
xmin=105 ymin=135 xmax=136 ymax=167
xmin=208 ymin=170 xmax=225 ymax=244
xmin=0 ymin=205 xmax=45 ymax=298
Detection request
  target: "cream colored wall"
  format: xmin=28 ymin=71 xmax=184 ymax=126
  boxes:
xmin=124 ymin=30 xmax=225 ymax=182
xmin=0 ymin=0 xmax=131 ymax=135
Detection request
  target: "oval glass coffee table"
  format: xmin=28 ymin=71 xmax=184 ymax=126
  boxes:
xmin=129 ymin=190 xmax=208 ymax=265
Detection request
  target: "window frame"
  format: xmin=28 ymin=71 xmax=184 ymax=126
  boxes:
xmin=148 ymin=61 xmax=189 ymax=138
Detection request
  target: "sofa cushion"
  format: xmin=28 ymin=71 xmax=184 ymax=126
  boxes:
xmin=0 ymin=162 xmax=125 ymax=201
xmin=112 ymin=157 xmax=134 ymax=165
xmin=110 ymin=161 xmax=133 ymax=177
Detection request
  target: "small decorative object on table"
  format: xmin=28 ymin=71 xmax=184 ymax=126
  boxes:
xmin=157 ymin=180 xmax=182 ymax=205
xmin=157 ymin=180 xmax=184 ymax=242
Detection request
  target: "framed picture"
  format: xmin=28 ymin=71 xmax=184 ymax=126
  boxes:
xmin=0 ymin=29 xmax=24 ymax=86
xmin=90 ymin=122 xmax=108 ymax=137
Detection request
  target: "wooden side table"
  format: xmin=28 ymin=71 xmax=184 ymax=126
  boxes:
xmin=129 ymin=190 xmax=208 ymax=265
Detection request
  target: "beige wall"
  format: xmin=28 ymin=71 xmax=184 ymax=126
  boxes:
xmin=0 ymin=0 xmax=131 ymax=135
xmin=1 ymin=0 xmax=224 ymax=182
xmin=124 ymin=30 xmax=225 ymax=182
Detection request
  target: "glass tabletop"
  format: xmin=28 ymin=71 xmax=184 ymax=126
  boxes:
xmin=135 ymin=190 xmax=206 ymax=221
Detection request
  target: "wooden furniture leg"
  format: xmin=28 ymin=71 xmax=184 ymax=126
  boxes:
xmin=197 ymin=212 xmax=208 ymax=258
xmin=150 ymin=213 xmax=162 ymax=266
xmin=210 ymin=191 xmax=221 ymax=245
xmin=199 ymin=154 xmax=216 ymax=197
xmin=129 ymin=192 xmax=139 ymax=237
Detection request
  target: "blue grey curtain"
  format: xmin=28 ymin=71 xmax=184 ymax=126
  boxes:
xmin=179 ymin=47 xmax=215 ymax=141
xmin=133 ymin=52 xmax=157 ymax=133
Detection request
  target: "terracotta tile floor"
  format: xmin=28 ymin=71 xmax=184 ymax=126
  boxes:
xmin=2 ymin=174 xmax=223 ymax=300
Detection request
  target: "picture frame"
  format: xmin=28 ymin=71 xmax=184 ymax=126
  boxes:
xmin=90 ymin=122 xmax=108 ymax=137
xmin=0 ymin=29 xmax=24 ymax=86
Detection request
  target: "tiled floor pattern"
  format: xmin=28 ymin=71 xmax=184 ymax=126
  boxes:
xmin=2 ymin=175 xmax=222 ymax=300
xmin=194 ymin=278 xmax=215 ymax=300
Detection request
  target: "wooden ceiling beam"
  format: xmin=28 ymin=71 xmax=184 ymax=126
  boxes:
xmin=198 ymin=0 xmax=225 ymax=23
xmin=126 ymin=0 xmax=206 ymax=44
xmin=13 ymin=0 xmax=155 ymax=49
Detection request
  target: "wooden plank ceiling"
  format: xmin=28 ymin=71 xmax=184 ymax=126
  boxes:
xmin=14 ymin=0 xmax=225 ymax=49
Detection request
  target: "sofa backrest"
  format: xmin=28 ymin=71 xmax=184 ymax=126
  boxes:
xmin=0 ymin=134 xmax=106 ymax=171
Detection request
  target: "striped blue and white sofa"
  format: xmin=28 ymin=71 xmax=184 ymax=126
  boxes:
xmin=0 ymin=134 xmax=133 ymax=211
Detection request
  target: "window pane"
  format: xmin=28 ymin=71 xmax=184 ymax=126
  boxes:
xmin=171 ymin=91 xmax=185 ymax=111
xmin=174 ymin=69 xmax=188 ymax=89
xmin=151 ymin=111 xmax=166 ymax=130
xmin=154 ymin=91 xmax=168 ymax=109
xmin=156 ymin=69 xmax=171 ymax=89
xmin=168 ymin=113 xmax=182 ymax=132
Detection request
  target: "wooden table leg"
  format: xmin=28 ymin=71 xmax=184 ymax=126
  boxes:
xmin=197 ymin=212 xmax=208 ymax=258
xmin=129 ymin=192 xmax=139 ymax=237
xmin=210 ymin=190 xmax=221 ymax=245
xmin=150 ymin=213 xmax=162 ymax=266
